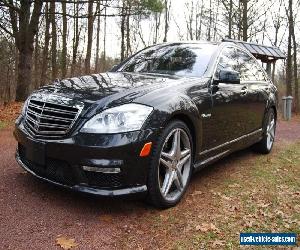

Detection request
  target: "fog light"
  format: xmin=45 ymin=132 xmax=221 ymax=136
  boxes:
xmin=82 ymin=166 xmax=121 ymax=174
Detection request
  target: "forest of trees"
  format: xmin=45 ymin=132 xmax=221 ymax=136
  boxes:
xmin=0 ymin=0 xmax=299 ymax=112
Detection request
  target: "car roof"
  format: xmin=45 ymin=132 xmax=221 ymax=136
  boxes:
xmin=155 ymin=41 xmax=221 ymax=46
xmin=156 ymin=40 xmax=285 ymax=63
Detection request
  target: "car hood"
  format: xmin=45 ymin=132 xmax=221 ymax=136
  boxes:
xmin=37 ymin=72 xmax=184 ymax=101
xmin=32 ymin=72 xmax=207 ymax=116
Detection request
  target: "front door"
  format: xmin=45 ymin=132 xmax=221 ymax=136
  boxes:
xmin=204 ymin=46 xmax=249 ymax=151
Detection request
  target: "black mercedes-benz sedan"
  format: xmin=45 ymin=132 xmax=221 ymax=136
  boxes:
xmin=14 ymin=41 xmax=277 ymax=208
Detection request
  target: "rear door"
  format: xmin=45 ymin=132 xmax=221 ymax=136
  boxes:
xmin=235 ymin=48 xmax=269 ymax=133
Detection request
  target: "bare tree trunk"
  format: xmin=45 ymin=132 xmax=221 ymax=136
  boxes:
xmin=95 ymin=13 xmax=101 ymax=72
xmin=186 ymin=2 xmax=194 ymax=40
xmin=71 ymin=1 xmax=80 ymax=76
xmin=292 ymin=19 xmax=298 ymax=112
xmin=237 ymin=0 xmax=242 ymax=40
xmin=85 ymin=0 xmax=94 ymax=74
xmin=213 ymin=0 xmax=220 ymax=41
xmin=40 ymin=3 xmax=50 ymax=86
xmin=207 ymin=0 xmax=212 ymax=41
xmin=163 ymin=0 xmax=169 ymax=42
xmin=13 ymin=47 xmax=18 ymax=101
xmin=103 ymin=2 xmax=107 ymax=69
xmin=34 ymin=30 xmax=39 ymax=89
xmin=6 ymin=0 xmax=43 ymax=101
xmin=198 ymin=0 xmax=204 ymax=39
xmin=272 ymin=16 xmax=280 ymax=83
xmin=195 ymin=7 xmax=198 ymax=40
xmin=261 ymin=19 xmax=267 ymax=44
xmin=121 ymin=2 xmax=126 ymax=61
xmin=17 ymin=49 xmax=34 ymax=100
xmin=154 ymin=12 xmax=161 ymax=43
xmin=286 ymin=0 xmax=293 ymax=97
xmin=241 ymin=0 xmax=248 ymax=41
xmin=50 ymin=0 xmax=58 ymax=80
xmin=61 ymin=0 xmax=68 ymax=78
xmin=126 ymin=0 xmax=131 ymax=57
xmin=228 ymin=0 xmax=233 ymax=38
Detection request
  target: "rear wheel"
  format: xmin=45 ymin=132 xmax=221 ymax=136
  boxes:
xmin=253 ymin=109 xmax=276 ymax=154
xmin=147 ymin=120 xmax=193 ymax=208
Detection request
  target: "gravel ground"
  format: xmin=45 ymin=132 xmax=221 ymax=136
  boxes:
xmin=0 ymin=117 xmax=300 ymax=250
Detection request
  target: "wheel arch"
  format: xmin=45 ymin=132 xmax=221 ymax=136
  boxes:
xmin=264 ymin=104 xmax=277 ymax=123
xmin=163 ymin=112 xmax=201 ymax=164
xmin=270 ymin=105 xmax=277 ymax=121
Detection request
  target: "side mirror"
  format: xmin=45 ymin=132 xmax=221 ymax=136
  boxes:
xmin=214 ymin=69 xmax=240 ymax=85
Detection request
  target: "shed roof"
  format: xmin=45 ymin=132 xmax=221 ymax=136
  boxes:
xmin=222 ymin=38 xmax=286 ymax=62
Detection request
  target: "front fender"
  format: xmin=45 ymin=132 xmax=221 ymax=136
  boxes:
xmin=142 ymin=92 xmax=202 ymax=162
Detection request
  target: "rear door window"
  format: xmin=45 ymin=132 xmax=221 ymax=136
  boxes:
xmin=235 ymin=48 xmax=266 ymax=82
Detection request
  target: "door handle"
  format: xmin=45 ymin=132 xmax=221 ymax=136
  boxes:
xmin=241 ymin=86 xmax=248 ymax=95
xmin=201 ymin=113 xmax=212 ymax=118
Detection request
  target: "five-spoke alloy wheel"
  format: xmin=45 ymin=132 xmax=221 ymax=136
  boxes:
xmin=253 ymin=108 xmax=276 ymax=154
xmin=266 ymin=112 xmax=275 ymax=151
xmin=159 ymin=128 xmax=191 ymax=202
xmin=147 ymin=120 xmax=193 ymax=208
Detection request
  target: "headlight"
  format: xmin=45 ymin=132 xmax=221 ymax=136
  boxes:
xmin=81 ymin=103 xmax=153 ymax=134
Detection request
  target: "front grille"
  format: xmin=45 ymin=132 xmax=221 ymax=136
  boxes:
xmin=25 ymin=99 xmax=80 ymax=138
xmin=18 ymin=144 xmax=76 ymax=186
xmin=85 ymin=172 xmax=122 ymax=188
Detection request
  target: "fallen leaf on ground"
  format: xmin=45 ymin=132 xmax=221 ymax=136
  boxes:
xmin=257 ymin=202 xmax=271 ymax=208
xmin=196 ymin=223 xmax=219 ymax=233
xmin=220 ymin=195 xmax=232 ymax=201
xmin=191 ymin=190 xmax=203 ymax=196
xmin=228 ymin=183 xmax=240 ymax=188
xmin=275 ymin=210 xmax=284 ymax=218
xmin=0 ymin=102 xmax=23 ymax=122
xmin=212 ymin=239 xmax=225 ymax=247
xmin=99 ymin=214 xmax=113 ymax=223
xmin=281 ymin=157 xmax=293 ymax=163
xmin=228 ymin=205 xmax=239 ymax=212
xmin=56 ymin=236 xmax=78 ymax=250
xmin=242 ymin=215 xmax=257 ymax=227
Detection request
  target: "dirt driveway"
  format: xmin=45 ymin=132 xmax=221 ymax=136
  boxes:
xmin=0 ymin=117 xmax=300 ymax=250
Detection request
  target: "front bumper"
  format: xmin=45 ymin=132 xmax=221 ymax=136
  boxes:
xmin=16 ymin=152 xmax=147 ymax=196
xmin=14 ymin=118 xmax=160 ymax=196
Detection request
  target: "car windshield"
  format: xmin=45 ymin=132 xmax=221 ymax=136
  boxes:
xmin=117 ymin=43 xmax=217 ymax=77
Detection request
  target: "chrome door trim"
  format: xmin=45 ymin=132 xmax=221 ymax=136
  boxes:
xmin=199 ymin=128 xmax=263 ymax=156
xmin=195 ymin=150 xmax=230 ymax=169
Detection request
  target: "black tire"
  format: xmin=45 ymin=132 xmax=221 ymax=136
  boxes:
xmin=253 ymin=108 xmax=276 ymax=154
xmin=146 ymin=120 xmax=193 ymax=209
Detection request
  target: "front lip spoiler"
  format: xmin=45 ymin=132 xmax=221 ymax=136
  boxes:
xmin=15 ymin=152 xmax=147 ymax=197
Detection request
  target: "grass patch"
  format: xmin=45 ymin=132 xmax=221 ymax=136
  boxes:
xmin=0 ymin=120 xmax=8 ymax=130
xmin=172 ymin=142 xmax=300 ymax=249
xmin=118 ymin=142 xmax=300 ymax=249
